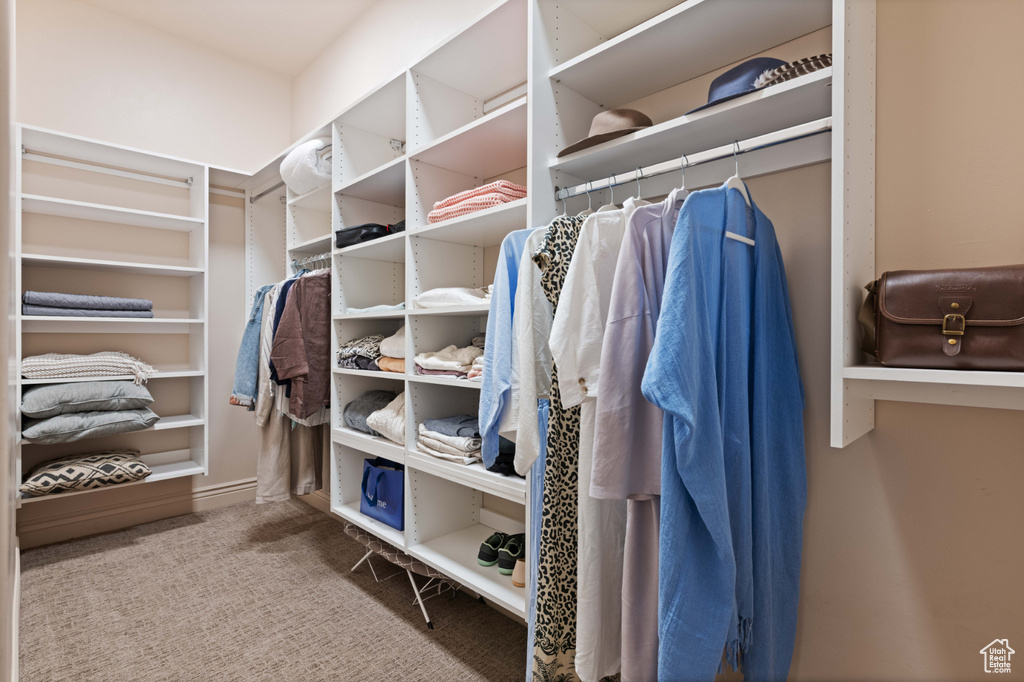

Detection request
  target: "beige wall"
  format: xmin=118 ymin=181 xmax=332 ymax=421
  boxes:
xmin=16 ymin=0 xmax=291 ymax=171
xmin=777 ymin=2 xmax=1024 ymax=680
xmin=289 ymin=0 xmax=490 ymax=139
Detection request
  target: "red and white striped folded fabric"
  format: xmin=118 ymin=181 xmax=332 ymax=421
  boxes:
xmin=431 ymin=180 xmax=527 ymax=212
xmin=427 ymin=193 xmax=513 ymax=223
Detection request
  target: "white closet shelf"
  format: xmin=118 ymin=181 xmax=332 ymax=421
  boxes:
xmin=21 ymin=253 xmax=204 ymax=277
xmin=336 ymin=231 xmax=405 ymax=262
xmin=333 ymin=367 xmax=406 ymax=380
xmin=548 ymin=0 xmax=832 ymax=108
xmin=406 ymin=450 xmax=526 ymax=504
xmin=410 ymin=0 xmax=527 ymax=103
xmin=333 ymin=309 xmax=406 ymax=321
xmin=21 ymin=194 xmax=204 ymax=232
xmin=407 ymin=375 xmax=482 ymax=390
xmin=411 ymin=198 xmax=527 ymax=247
xmin=287 ymin=183 xmax=332 ymax=210
xmin=550 ymin=69 xmax=832 ymax=179
xmin=407 ymin=524 xmax=526 ymax=618
xmin=332 ymin=501 xmax=406 ymax=549
xmin=21 ymin=369 xmax=203 ymax=385
xmin=19 ymin=456 xmax=205 ymax=504
xmin=20 ymin=317 xmax=204 ymax=334
xmin=408 ymin=304 xmax=490 ymax=317
xmin=844 ymin=365 xmax=1024 ymax=388
xmin=332 ymin=427 xmax=406 ymax=462
xmin=409 ymin=99 xmax=527 ymax=179
xmin=335 ymin=72 xmax=407 ymax=142
xmin=287 ymin=233 xmax=333 ymax=255
xmin=840 ymin=365 xmax=1024 ymax=412
xmin=22 ymin=125 xmax=204 ymax=180
xmin=336 ymin=155 xmax=406 ymax=207
xmin=151 ymin=414 xmax=204 ymax=431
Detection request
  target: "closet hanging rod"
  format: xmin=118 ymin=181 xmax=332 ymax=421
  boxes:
xmin=249 ymin=181 xmax=285 ymax=204
xmin=554 ymin=117 xmax=832 ymax=201
xmin=291 ymin=250 xmax=332 ymax=271
xmin=22 ymin=149 xmax=193 ymax=189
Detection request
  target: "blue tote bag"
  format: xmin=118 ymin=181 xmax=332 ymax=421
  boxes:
xmin=360 ymin=457 xmax=404 ymax=531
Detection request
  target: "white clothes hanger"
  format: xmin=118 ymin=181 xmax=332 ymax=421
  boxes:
xmin=726 ymin=140 xmax=751 ymax=207
xmin=577 ymin=181 xmax=594 ymax=217
xmin=596 ymin=179 xmax=618 ymax=212
xmin=724 ymin=142 xmax=755 ymax=246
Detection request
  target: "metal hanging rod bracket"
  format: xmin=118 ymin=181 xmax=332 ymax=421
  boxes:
xmin=22 ymin=149 xmax=193 ymax=189
xmin=389 ymin=139 xmax=406 ymax=153
xmin=249 ymin=180 xmax=286 ymax=204
xmin=555 ymin=117 xmax=833 ymax=201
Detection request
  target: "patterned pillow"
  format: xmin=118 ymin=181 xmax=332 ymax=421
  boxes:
xmin=20 ymin=449 xmax=152 ymax=497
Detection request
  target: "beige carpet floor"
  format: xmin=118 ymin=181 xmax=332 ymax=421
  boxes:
xmin=19 ymin=498 xmax=527 ymax=681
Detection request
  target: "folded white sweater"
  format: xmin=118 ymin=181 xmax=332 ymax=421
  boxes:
xmin=379 ymin=326 xmax=405 ymax=359
xmin=414 ymin=344 xmax=483 ymax=373
xmin=365 ymin=393 xmax=405 ymax=445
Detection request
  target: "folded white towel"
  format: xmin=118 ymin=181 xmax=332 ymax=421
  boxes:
xmin=380 ymin=326 xmax=405 ymax=359
xmin=414 ymin=344 xmax=483 ymax=373
xmin=413 ymin=286 xmax=491 ymax=309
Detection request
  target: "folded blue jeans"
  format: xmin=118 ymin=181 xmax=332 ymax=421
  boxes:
xmin=231 ymin=284 xmax=274 ymax=410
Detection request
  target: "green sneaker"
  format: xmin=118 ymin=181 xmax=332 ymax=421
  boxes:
xmin=497 ymin=534 xmax=525 ymax=575
xmin=477 ymin=531 xmax=509 ymax=567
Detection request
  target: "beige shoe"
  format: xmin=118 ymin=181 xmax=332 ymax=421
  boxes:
xmin=512 ymin=558 xmax=526 ymax=588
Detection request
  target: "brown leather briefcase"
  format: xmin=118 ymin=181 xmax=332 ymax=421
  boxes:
xmin=860 ymin=264 xmax=1024 ymax=370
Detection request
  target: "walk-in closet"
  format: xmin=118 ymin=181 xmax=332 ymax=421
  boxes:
xmin=1 ymin=1 xmax=1022 ymax=680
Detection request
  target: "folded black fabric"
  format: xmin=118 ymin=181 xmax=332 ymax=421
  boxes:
xmin=486 ymin=436 xmax=523 ymax=478
xmin=23 ymin=291 xmax=153 ymax=311
xmin=22 ymin=305 xmax=155 ymax=318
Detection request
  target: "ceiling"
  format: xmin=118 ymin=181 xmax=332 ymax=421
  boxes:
xmin=77 ymin=0 xmax=375 ymax=76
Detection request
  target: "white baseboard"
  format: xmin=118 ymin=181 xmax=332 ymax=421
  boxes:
xmin=298 ymin=489 xmax=331 ymax=515
xmin=8 ymin=539 xmax=17 ymax=682
xmin=17 ymin=477 xmax=258 ymax=549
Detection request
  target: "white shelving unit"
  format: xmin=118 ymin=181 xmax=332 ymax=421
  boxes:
xmin=241 ymin=0 xmax=887 ymax=648
xmin=15 ymin=124 xmax=211 ymax=504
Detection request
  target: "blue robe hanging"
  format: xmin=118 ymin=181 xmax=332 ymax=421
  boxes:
xmin=642 ymin=182 xmax=806 ymax=682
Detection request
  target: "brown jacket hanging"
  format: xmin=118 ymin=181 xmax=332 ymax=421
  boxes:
xmin=270 ymin=272 xmax=331 ymax=418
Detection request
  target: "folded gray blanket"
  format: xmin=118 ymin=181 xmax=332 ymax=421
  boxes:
xmin=23 ymin=291 xmax=153 ymax=311
xmin=22 ymin=305 xmax=155 ymax=318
